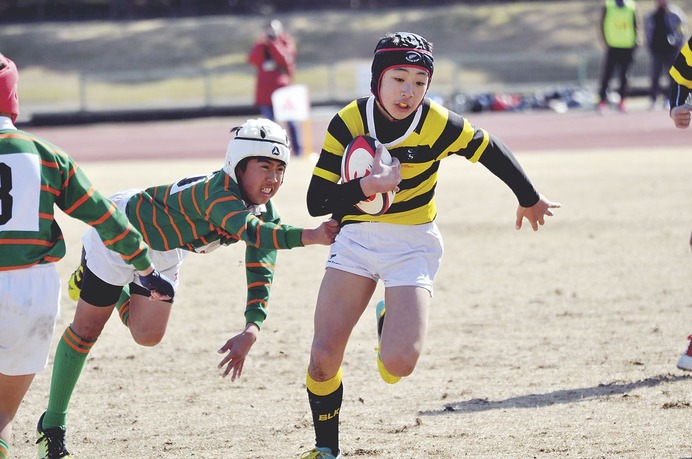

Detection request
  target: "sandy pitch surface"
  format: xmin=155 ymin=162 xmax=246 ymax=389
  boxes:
xmin=12 ymin=107 xmax=692 ymax=458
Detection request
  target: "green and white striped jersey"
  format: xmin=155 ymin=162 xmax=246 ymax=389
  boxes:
xmin=0 ymin=126 xmax=152 ymax=272
xmin=125 ymin=170 xmax=305 ymax=327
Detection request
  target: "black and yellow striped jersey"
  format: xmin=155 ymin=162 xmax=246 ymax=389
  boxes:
xmin=307 ymin=96 xmax=538 ymax=226
xmin=669 ymin=35 xmax=692 ymax=107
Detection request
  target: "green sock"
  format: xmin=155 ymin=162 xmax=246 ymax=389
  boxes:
xmin=0 ymin=438 xmax=9 ymax=459
xmin=43 ymin=325 xmax=96 ymax=429
xmin=115 ymin=285 xmax=131 ymax=327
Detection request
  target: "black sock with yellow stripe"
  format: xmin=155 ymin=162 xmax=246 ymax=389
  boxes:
xmin=306 ymin=368 xmax=343 ymax=456
xmin=42 ymin=325 xmax=97 ymax=429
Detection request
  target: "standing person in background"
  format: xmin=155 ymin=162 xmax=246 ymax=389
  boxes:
xmin=645 ymin=0 xmax=687 ymax=110
xmin=248 ymin=19 xmax=302 ymax=156
xmin=667 ymin=34 xmax=692 ymax=371
xmin=597 ymin=0 xmax=639 ymax=114
xmin=0 ymin=52 xmax=174 ymax=459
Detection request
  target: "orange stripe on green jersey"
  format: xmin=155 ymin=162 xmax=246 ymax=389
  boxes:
xmin=177 ymin=188 xmax=199 ymax=240
xmin=272 ymin=225 xmax=281 ymax=248
xmin=162 ymin=184 xmax=185 ymax=247
xmin=88 ymin=203 xmax=117 ymax=226
xmin=62 ymin=186 xmax=95 ymax=215
xmin=248 ymin=281 xmax=270 ymax=289
xmin=41 ymin=184 xmax=60 ymax=197
xmin=0 ymin=238 xmax=53 ymax=246
xmin=246 ymin=261 xmax=276 ymax=270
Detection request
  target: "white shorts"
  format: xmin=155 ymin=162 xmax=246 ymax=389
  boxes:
xmin=82 ymin=189 xmax=186 ymax=289
xmin=326 ymin=221 xmax=444 ymax=295
xmin=0 ymin=263 xmax=61 ymax=375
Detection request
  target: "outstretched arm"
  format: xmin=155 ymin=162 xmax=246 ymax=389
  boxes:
xmin=474 ymin=134 xmax=560 ymax=231
xmin=301 ymin=218 xmax=340 ymax=245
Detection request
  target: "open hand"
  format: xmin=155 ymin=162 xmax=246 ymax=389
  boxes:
xmin=217 ymin=324 xmax=258 ymax=381
xmin=515 ymin=194 xmax=561 ymax=231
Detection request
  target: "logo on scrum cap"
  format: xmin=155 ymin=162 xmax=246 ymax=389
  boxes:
xmin=405 ymin=51 xmax=422 ymax=64
xmin=271 ymin=146 xmax=281 ymax=156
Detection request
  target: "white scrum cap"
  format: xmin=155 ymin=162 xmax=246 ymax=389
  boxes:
xmin=223 ymin=118 xmax=291 ymax=182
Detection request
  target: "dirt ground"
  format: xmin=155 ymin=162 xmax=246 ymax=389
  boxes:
xmin=11 ymin=105 xmax=692 ymax=459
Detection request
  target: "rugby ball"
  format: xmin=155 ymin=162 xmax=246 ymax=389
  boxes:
xmin=341 ymin=135 xmax=396 ymax=216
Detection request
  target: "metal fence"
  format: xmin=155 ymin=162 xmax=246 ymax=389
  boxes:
xmin=18 ymin=48 xmax=657 ymax=122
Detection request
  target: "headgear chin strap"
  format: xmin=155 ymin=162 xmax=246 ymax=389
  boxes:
xmin=0 ymin=54 xmax=19 ymax=123
xmin=370 ymin=32 xmax=434 ymax=108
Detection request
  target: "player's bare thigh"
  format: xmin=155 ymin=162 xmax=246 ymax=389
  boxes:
xmin=127 ymin=295 xmax=172 ymax=346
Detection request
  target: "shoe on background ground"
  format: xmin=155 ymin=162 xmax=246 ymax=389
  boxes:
xmin=299 ymin=446 xmax=342 ymax=459
xmin=36 ymin=412 xmax=72 ymax=459
xmin=676 ymin=335 xmax=692 ymax=371
xmin=617 ymin=100 xmax=627 ymax=113
xmin=67 ymin=264 xmax=83 ymax=302
xmin=376 ymin=299 xmax=386 ymax=339
xmin=596 ymin=101 xmax=607 ymax=114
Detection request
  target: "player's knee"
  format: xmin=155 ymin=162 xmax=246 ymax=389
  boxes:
xmin=130 ymin=329 xmax=165 ymax=347
xmin=380 ymin=349 xmax=420 ymax=377
xmin=310 ymin=345 xmax=341 ymax=375
xmin=70 ymin=319 xmax=105 ymax=342
xmin=310 ymin=346 xmax=332 ymax=367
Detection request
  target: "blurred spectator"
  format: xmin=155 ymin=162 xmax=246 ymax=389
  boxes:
xmin=597 ymin=0 xmax=638 ymax=113
xmin=645 ymin=0 xmax=687 ymax=110
xmin=248 ymin=19 xmax=302 ymax=156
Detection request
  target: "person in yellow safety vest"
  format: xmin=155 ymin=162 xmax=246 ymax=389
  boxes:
xmin=597 ymin=0 xmax=639 ymax=113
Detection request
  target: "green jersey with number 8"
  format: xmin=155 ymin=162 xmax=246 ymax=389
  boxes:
xmin=0 ymin=127 xmax=152 ymax=272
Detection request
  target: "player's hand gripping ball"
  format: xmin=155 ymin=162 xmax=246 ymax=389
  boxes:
xmin=340 ymin=135 xmax=396 ymax=216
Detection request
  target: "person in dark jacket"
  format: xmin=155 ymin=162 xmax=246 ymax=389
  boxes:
xmin=645 ymin=0 xmax=687 ymax=109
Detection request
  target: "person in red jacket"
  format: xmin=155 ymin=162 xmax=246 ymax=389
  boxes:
xmin=248 ymin=19 xmax=301 ymax=156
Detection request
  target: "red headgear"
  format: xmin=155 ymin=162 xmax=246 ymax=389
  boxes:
xmin=0 ymin=54 xmax=19 ymax=123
